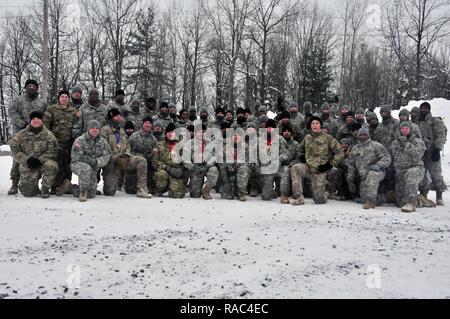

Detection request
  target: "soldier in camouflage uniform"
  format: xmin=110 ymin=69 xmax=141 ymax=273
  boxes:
xmin=72 ymin=88 xmax=108 ymax=139
xmin=184 ymin=125 xmax=220 ymax=200
xmin=178 ymin=109 xmax=189 ymax=128
xmin=355 ymin=108 xmax=367 ymax=127
xmin=366 ymin=112 xmax=379 ymax=138
xmin=320 ymin=103 xmax=339 ymax=138
xmin=199 ymin=107 xmax=211 ymax=128
xmin=108 ymin=89 xmax=131 ymax=115
xmin=70 ymin=85 xmax=84 ymax=110
xmin=397 ymin=109 xmax=422 ymax=139
xmin=259 ymin=120 xmax=282 ymax=201
xmin=326 ymin=137 xmax=354 ymax=200
xmin=142 ymin=97 xmax=157 ymax=119
xmin=100 ymin=108 xmax=152 ymax=198
xmin=152 ymin=123 xmax=188 ymax=198
xmin=219 ymin=124 xmax=251 ymax=201
xmin=278 ymin=125 xmax=301 ymax=204
xmin=245 ymin=122 xmax=262 ymax=197
xmin=10 ymin=111 xmax=58 ymax=198
xmin=152 ymin=102 xmax=174 ymax=130
xmin=225 ymin=110 xmax=234 ymax=125
xmin=336 ymin=111 xmax=359 ymax=143
xmin=288 ymin=102 xmax=304 ymax=142
xmin=208 ymin=107 xmax=226 ymax=130
xmin=336 ymin=105 xmax=350 ymax=128
xmin=153 ymin=120 xmax=165 ymax=142
xmin=390 ymin=121 xmax=426 ymax=212
xmin=418 ymin=102 xmax=447 ymax=206
xmin=127 ymin=117 xmax=158 ymax=194
xmin=126 ymin=99 xmax=144 ymax=130
xmin=71 ymin=120 xmax=112 ymax=202
xmin=410 ymin=107 xmax=420 ymax=124
xmin=374 ymin=105 xmax=399 ymax=202
xmin=187 ymin=107 xmax=198 ymax=125
xmin=43 ymin=90 xmax=79 ymax=196
xmin=290 ymin=116 xmax=345 ymax=205
xmin=346 ymin=127 xmax=392 ymax=209
xmin=8 ymin=79 xmax=47 ymax=195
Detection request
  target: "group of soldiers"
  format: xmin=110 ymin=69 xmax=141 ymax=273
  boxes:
xmin=6 ymin=79 xmax=447 ymax=213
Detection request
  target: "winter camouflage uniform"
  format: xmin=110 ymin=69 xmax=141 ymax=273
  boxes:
xmin=127 ymin=110 xmax=144 ymax=131
xmin=346 ymin=139 xmax=391 ymax=205
xmin=391 ymin=133 xmax=426 ymax=208
xmin=8 ymin=93 xmax=47 ymax=186
xmin=418 ymin=113 xmax=447 ymax=194
xmin=72 ymin=102 xmax=108 ymax=138
xmin=43 ymin=103 xmax=79 ymax=188
xmin=127 ymin=129 xmax=158 ymax=194
xmin=259 ymin=134 xmax=283 ymax=201
xmin=101 ymin=123 xmax=149 ymax=196
xmin=291 ymin=132 xmax=344 ymax=204
xmin=152 ymin=140 xmax=188 ymax=198
xmin=71 ymin=132 xmax=112 ymax=198
xmin=152 ymin=113 xmax=174 ymax=131
xmin=108 ymin=100 xmax=131 ymax=115
xmin=10 ymin=125 xmax=59 ymax=197
xmin=289 ymin=113 xmax=305 ymax=142
xmin=277 ymin=136 xmax=301 ymax=198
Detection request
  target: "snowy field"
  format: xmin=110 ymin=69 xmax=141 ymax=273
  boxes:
xmin=1 ymin=100 xmax=450 ymax=299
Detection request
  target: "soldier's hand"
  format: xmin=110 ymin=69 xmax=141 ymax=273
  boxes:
xmin=27 ymin=157 xmax=43 ymax=170
xmin=318 ymin=162 xmax=333 ymax=173
xmin=167 ymin=166 xmax=184 ymax=179
xmin=432 ymin=148 xmax=441 ymax=162
xmin=397 ymin=136 xmax=407 ymax=146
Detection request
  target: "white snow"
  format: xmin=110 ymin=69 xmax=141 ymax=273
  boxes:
xmin=1 ymin=100 xmax=450 ymax=299
xmin=0 ymin=145 xmax=10 ymax=152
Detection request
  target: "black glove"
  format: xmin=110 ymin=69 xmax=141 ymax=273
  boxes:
xmin=318 ymin=162 xmax=333 ymax=173
xmin=79 ymin=155 xmax=97 ymax=168
xmin=122 ymin=110 xmax=130 ymax=118
xmin=431 ymin=148 xmax=441 ymax=162
xmin=167 ymin=166 xmax=184 ymax=179
xmin=300 ymin=155 xmax=306 ymax=164
xmin=27 ymin=157 xmax=43 ymax=169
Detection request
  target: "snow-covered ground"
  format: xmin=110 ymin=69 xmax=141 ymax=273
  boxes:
xmin=1 ymin=100 xmax=450 ymax=299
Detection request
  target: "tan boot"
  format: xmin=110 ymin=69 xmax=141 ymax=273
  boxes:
xmin=280 ymin=195 xmax=290 ymax=205
xmin=418 ymin=194 xmax=436 ymax=208
xmin=79 ymin=192 xmax=88 ymax=202
xmin=41 ymin=186 xmax=50 ymax=199
xmin=386 ymin=191 xmax=396 ymax=204
xmin=401 ymin=201 xmax=416 ymax=213
xmin=8 ymin=179 xmax=19 ymax=196
xmin=238 ymin=195 xmax=247 ymax=202
xmin=137 ymin=188 xmax=152 ymax=199
xmin=202 ymin=184 xmax=213 ymax=200
xmin=363 ymin=201 xmax=375 ymax=209
xmin=56 ymin=179 xmax=72 ymax=197
xmin=292 ymin=196 xmax=304 ymax=206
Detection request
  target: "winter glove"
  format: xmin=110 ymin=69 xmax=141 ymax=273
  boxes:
xmin=318 ymin=162 xmax=333 ymax=173
xmin=166 ymin=166 xmax=184 ymax=179
xmin=27 ymin=157 xmax=43 ymax=170
xmin=431 ymin=148 xmax=441 ymax=162
xmin=370 ymin=164 xmax=381 ymax=172
xmin=397 ymin=136 xmax=408 ymax=146
xmin=79 ymin=155 xmax=97 ymax=168
xmin=122 ymin=110 xmax=130 ymax=118
xmin=300 ymin=155 xmax=306 ymax=164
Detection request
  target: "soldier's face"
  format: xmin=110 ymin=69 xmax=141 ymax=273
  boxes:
xmin=201 ymin=112 xmax=209 ymax=120
xmin=160 ymin=107 xmax=169 ymax=117
xmin=289 ymin=107 xmax=298 ymax=114
xmin=72 ymin=91 xmax=82 ymax=100
xmin=180 ymin=112 xmax=188 ymax=120
xmin=346 ymin=116 xmax=354 ymax=125
xmin=31 ymin=117 xmax=43 ymax=128
xmin=411 ymin=112 xmax=419 ymax=119
xmin=89 ymin=128 xmax=100 ymax=138
xmin=341 ymin=108 xmax=348 ymax=116
xmin=166 ymin=131 xmax=177 ymax=141
xmin=399 ymin=115 xmax=408 ymax=122
xmin=322 ymin=109 xmax=330 ymax=116
xmin=226 ymin=113 xmax=234 ymax=121
xmin=282 ymin=130 xmax=292 ymax=140
xmin=113 ymin=115 xmax=123 ymax=124
xmin=380 ymin=111 xmax=389 ymax=119
xmin=356 ymin=113 xmax=365 ymax=120
xmin=142 ymin=121 xmax=153 ymax=132
xmin=88 ymin=92 xmax=100 ymax=105
xmin=131 ymin=102 xmax=140 ymax=112
xmin=216 ymin=112 xmax=224 ymax=121
xmin=358 ymin=134 xmax=369 ymax=143
xmin=419 ymin=107 xmax=430 ymax=117
xmin=400 ymin=127 xmax=411 ymax=137
xmin=169 ymin=107 xmax=177 ymax=115
xmin=116 ymin=95 xmax=125 ymax=104
xmin=311 ymin=120 xmax=322 ymax=133
xmin=59 ymin=94 xmax=70 ymax=106
xmin=26 ymin=84 xmax=38 ymax=96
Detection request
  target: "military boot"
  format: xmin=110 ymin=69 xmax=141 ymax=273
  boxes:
xmin=401 ymin=201 xmax=416 ymax=213
xmin=386 ymin=191 xmax=396 ymax=204
xmin=137 ymin=187 xmax=152 ymax=199
xmin=280 ymin=195 xmax=290 ymax=205
xmin=41 ymin=186 xmax=50 ymax=199
xmin=8 ymin=179 xmax=19 ymax=196
xmin=56 ymin=179 xmax=72 ymax=197
xmin=292 ymin=196 xmax=305 ymax=206
xmin=238 ymin=193 xmax=247 ymax=202
xmin=417 ymin=194 xmax=436 ymax=208
xmin=436 ymin=192 xmax=444 ymax=206
xmin=363 ymin=201 xmax=376 ymax=209
xmin=249 ymin=188 xmax=258 ymax=197
xmin=202 ymin=184 xmax=213 ymax=200
xmin=79 ymin=191 xmax=88 ymax=202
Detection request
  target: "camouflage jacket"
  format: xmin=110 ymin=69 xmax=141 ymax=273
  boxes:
xmin=129 ymin=129 xmax=158 ymax=160
xmin=126 ymin=110 xmax=144 ymax=131
xmin=43 ymin=104 xmax=79 ymax=148
xmin=10 ymin=125 xmax=58 ymax=167
xmin=73 ymin=102 xmax=108 ymax=138
xmin=418 ymin=113 xmax=447 ymax=152
xmin=101 ymin=123 xmax=131 ymax=159
xmin=395 ymin=121 xmax=422 ymax=140
xmin=390 ymin=134 xmax=426 ymax=170
xmin=300 ymin=132 xmax=344 ymax=173
xmin=374 ymin=116 xmax=399 ymax=150
xmin=279 ymin=137 xmax=301 ymax=167
xmin=152 ymin=140 xmax=184 ymax=171
xmin=71 ymin=133 xmax=112 ymax=169
xmin=8 ymin=93 xmax=47 ymax=134
xmin=346 ymin=139 xmax=391 ymax=180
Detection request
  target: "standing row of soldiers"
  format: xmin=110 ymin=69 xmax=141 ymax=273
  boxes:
xmin=6 ymin=80 xmax=447 ymax=212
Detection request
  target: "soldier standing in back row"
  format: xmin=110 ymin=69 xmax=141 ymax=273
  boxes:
xmin=8 ymin=79 xmax=47 ymax=196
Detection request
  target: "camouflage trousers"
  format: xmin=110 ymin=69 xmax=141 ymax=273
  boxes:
xmin=102 ymin=156 xmax=148 ymax=196
xmin=395 ymin=167 xmax=425 ymax=208
xmin=18 ymin=160 xmax=58 ymax=197
xmin=360 ymin=171 xmax=385 ymax=203
xmin=220 ymin=165 xmax=251 ymax=198
xmin=189 ymin=166 xmax=219 ymax=198
xmin=327 ymin=167 xmax=349 ymax=197
xmin=154 ymin=168 xmax=187 ymax=199
xmin=419 ymin=151 xmax=446 ymax=193
xmin=379 ymin=165 xmax=395 ymax=195
xmin=71 ymin=162 xmax=99 ymax=198
xmin=10 ymin=160 xmax=20 ymax=183
xmin=124 ymin=162 xmax=155 ymax=195
xmin=55 ymin=147 xmax=72 ymax=188
xmin=261 ymin=165 xmax=291 ymax=200
xmin=248 ymin=165 xmax=262 ymax=195
xmin=291 ymin=163 xmax=328 ymax=204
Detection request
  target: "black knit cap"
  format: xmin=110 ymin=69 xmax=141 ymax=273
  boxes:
xmin=309 ymin=116 xmax=323 ymax=129
xmin=266 ymin=119 xmax=277 ymax=129
xmin=142 ymin=116 xmax=153 ymax=124
xmin=420 ymin=102 xmax=431 ymax=111
xmin=160 ymin=101 xmax=169 ymax=109
xmin=236 ymin=107 xmax=246 ymax=116
xmin=281 ymin=125 xmax=293 ymax=134
xmin=124 ymin=121 xmax=135 ymax=131
xmin=29 ymin=111 xmax=43 ymax=121
xmin=25 ymin=79 xmax=39 ymax=88
xmin=58 ymin=90 xmax=70 ymax=99
xmin=107 ymin=108 xmax=122 ymax=120
xmin=165 ymin=122 xmax=177 ymax=134
xmin=115 ymin=89 xmax=125 ymax=97
xmin=215 ymin=107 xmax=225 ymax=115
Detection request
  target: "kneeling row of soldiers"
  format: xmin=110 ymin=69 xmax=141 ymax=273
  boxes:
xmin=8 ymin=101 xmax=444 ymax=213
